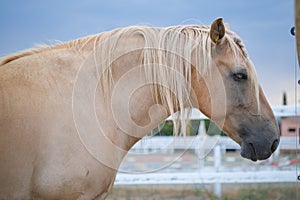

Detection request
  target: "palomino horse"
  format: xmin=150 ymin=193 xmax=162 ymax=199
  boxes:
xmin=0 ymin=18 xmax=279 ymax=199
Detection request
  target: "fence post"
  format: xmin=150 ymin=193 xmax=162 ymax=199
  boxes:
xmin=197 ymin=120 xmax=207 ymax=169
xmin=214 ymin=181 xmax=222 ymax=199
xmin=197 ymin=147 xmax=205 ymax=169
xmin=214 ymin=145 xmax=222 ymax=198
xmin=214 ymin=145 xmax=221 ymax=171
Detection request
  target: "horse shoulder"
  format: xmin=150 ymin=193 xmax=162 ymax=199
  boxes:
xmin=0 ymin=48 xmax=115 ymax=199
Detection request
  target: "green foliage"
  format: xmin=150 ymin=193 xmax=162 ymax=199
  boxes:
xmin=204 ymin=119 xmax=227 ymax=136
xmin=283 ymin=91 xmax=287 ymax=105
xmin=156 ymin=121 xmax=173 ymax=136
xmin=153 ymin=119 xmax=226 ymax=136
xmin=155 ymin=120 xmax=200 ymax=136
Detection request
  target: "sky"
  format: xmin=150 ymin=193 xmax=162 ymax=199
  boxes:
xmin=0 ymin=0 xmax=299 ymax=106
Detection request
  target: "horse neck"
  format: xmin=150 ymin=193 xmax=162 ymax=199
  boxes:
xmin=100 ymin=71 xmax=172 ymax=151
xmin=90 ymin=28 xmax=202 ymax=150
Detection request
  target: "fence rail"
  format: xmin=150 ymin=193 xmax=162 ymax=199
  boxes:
xmin=117 ymin=136 xmax=300 ymax=197
xmin=115 ymin=171 xmax=296 ymax=185
xmin=130 ymin=136 xmax=299 ymax=153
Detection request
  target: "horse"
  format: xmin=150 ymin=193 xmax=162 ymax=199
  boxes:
xmin=0 ymin=18 xmax=279 ymax=199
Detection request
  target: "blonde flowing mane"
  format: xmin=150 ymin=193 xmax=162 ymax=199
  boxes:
xmin=89 ymin=25 xmax=254 ymax=135
xmin=0 ymin=24 xmax=258 ymax=135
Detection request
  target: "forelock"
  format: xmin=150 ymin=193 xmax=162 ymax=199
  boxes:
xmin=233 ymin=37 xmax=248 ymax=59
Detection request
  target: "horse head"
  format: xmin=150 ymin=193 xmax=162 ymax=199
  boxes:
xmin=192 ymin=18 xmax=280 ymax=161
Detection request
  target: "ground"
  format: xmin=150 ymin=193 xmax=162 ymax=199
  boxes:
xmin=107 ymin=183 xmax=299 ymax=200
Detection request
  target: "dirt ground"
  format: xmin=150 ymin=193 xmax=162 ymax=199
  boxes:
xmin=107 ymin=183 xmax=300 ymax=200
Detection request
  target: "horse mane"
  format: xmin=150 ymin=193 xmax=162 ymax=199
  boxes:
xmin=89 ymin=25 xmax=255 ymax=135
xmin=87 ymin=25 xmax=215 ymax=135
xmin=0 ymin=24 xmax=257 ymax=135
xmin=0 ymin=48 xmax=43 ymax=66
xmin=0 ymin=36 xmax=94 ymax=66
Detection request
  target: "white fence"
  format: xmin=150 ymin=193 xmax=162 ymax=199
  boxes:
xmin=115 ymin=136 xmax=300 ymax=197
xmin=115 ymin=171 xmax=296 ymax=185
xmin=129 ymin=136 xmax=299 ymax=153
xmin=115 ymin=170 xmax=296 ymax=198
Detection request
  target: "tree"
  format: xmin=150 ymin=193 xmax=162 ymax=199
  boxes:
xmin=283 ymin=92 xmax=287 ymax=105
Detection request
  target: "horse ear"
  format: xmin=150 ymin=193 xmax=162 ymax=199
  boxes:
xmin=210 ymin=18 xmax=225 ymax=44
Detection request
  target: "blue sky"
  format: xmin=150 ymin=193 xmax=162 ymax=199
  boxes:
xmin=0 ymin=0 xmax=299 ymax=106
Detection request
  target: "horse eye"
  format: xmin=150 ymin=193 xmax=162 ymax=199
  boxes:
xmin=233 ymin=72 xmax=248 ymax=81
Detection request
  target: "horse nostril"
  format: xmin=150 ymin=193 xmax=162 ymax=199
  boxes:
xmin=271 ymin=139 xmax=279 ymax=152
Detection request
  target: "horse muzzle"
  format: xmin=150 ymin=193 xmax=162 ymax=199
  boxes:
xmin=240 ymin=137 xmax=279 ymax=161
